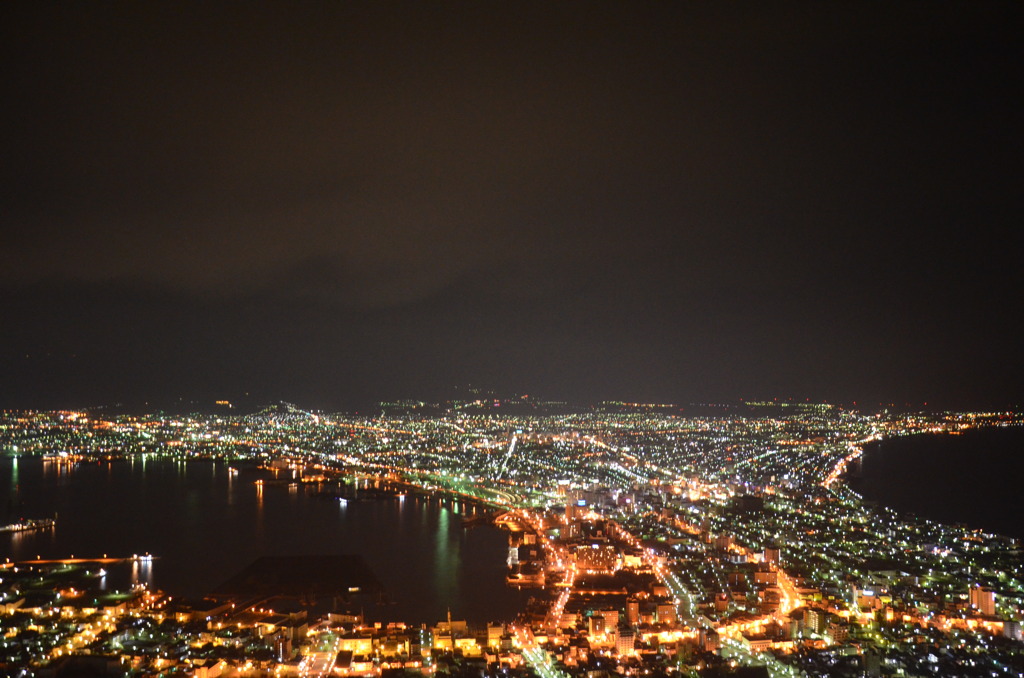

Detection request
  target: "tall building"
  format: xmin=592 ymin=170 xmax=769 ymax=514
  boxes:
xmin=626 ymin=598 xmax=639 ymax=625
xmin=804 ymin=607 xmax=827 ymax=635
xmin=616 ymin=627 xmax=636 ymax=656
xmin=970 ymin=585 xmax=996 ymax=617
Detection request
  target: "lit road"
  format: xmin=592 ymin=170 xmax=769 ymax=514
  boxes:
xmin=720 ymin=636 xmax=806 ymax=678
xmin=774 ymin=565 xmax=803 ymax=619
xmin=300 ymin=632 xmax=341 ymax=678
xmin=608 ymin=520 xmax=702 ymax=624
xmin=509 ymin=508 xmax=577 ymax=631
xmin=512 ymin=624 xmax=570 ymax=678
xmin=611 ymin=519 xmax=806 ymax=677
xmin=545 ymin=559 xmax=577 ymax=630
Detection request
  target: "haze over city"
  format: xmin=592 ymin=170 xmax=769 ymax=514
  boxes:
xmin=2 ymin=2 xmax=1021 ymax=412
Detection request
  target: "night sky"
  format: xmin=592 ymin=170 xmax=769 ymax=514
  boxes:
xmin=2 ymin=3 xmax=1021 ymax=412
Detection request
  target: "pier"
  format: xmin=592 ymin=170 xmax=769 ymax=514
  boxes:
xmin=2 ymin=554 xmax=156 ymax=567
xmin=0 ymin=517 xmax=57 ymax=533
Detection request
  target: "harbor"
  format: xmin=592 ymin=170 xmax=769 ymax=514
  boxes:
xmin=0 ymin=516 xmax=56 ymax=533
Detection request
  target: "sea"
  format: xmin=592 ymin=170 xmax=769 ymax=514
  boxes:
xmin=853 ymin=425 xmax=1024 ymax=541
xmin=0 ymin=457 xmax=528 ymax=624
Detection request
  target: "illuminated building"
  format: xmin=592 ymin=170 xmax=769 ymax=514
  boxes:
xmin=616 ymin=627 xmax=636 ymax=656
xmin=970 ymin=585 xmax=996 ymax=617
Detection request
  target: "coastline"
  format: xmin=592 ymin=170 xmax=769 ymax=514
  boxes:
xmin=849 ymin=425 xmax=1024 ymax=541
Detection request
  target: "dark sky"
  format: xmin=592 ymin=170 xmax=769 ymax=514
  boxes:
xmin=1 ymin=2 xmax=1021 ymax=411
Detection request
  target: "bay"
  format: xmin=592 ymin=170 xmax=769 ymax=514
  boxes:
xmin=0 ymin=457 xmax=527 ymax=624
xmin=854 ymin=425 xmax=1024 ymax=540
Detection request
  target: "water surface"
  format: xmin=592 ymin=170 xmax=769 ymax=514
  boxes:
xmin=855 ymin=426 xmax=1024 ymax=540
xmin=0 ymin=457 xmax=526 ymax=623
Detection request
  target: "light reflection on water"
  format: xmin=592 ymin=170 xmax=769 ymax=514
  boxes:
xmin=0 ymin=457 xmax=527 ymax=624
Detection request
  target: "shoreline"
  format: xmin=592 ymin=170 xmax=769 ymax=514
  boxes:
xmin=848 ymin=425 xmax=1024 ymax=541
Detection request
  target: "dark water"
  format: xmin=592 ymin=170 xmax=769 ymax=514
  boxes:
xmin=0 ymin=457 xmax=527 ymax=624
xmin=854 ymin=426 xmax=1024 ymax=540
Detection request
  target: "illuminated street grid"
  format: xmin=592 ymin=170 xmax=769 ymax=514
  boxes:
xmin=1 ymin=399 xmax=1023 ymax=677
